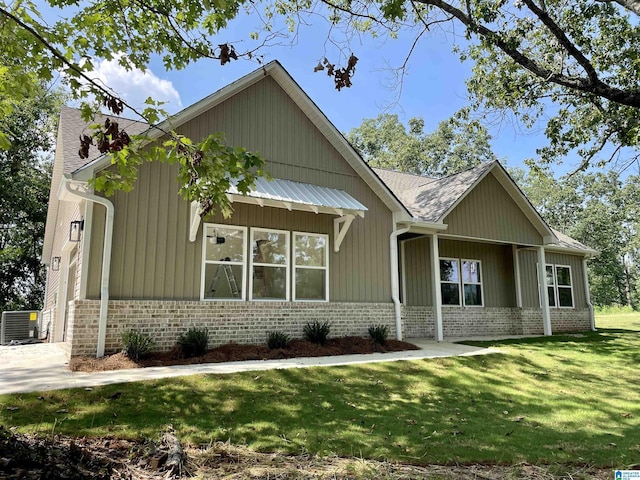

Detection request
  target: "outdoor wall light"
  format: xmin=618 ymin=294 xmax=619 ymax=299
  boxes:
xmin=69 ymin=220 xmax=84 ymax=242
xmin=51 ymin=257 xmax=61 ymax=271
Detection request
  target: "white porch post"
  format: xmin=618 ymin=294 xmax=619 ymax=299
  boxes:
xmin=430 ymin=233 xmax=443 ymax=341
xmin=512 ymin=245 xmax=522 ymax=308
xmin=583 ymin=257 xmax=596 ymax=331
xmin=537 ymin=246 xmax=552 ymax=336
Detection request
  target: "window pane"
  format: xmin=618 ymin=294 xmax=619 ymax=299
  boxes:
xmin=204 ymin=263 xmax=243 ymax=299
xmin=295 ymin=234 xmax=327 ymax=267
xmin=205 ymin=226 xmax=244 ymax=262
xmin=441 ymin=283 xmax=460 ymax=305
xmin=253 ymin=266 xmax=286 ymax=299
xmin=253 ymin=231 xmax=288 ymax=265
xmin=462 ymin=261 xmax=480 ymax=283
xmin=556 ymin=267 xmax=571 ymax=286
xmin=558 ymin=287 xmax=573 ymax=307
xmin=464 ymin=284 xmax=482 ymax=306
xmin=295 ymin=268 xmax=326 ymax=300
xmin=440 ymin=260 xmax=459 ymax=282
xmin=546 ymin=265 xmax=555 ymax=285
xmin=547 ymin=286 xmax=556 ymax=307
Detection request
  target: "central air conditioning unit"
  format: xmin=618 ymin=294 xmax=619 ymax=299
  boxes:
xmin=1 ymin=311 xmax=39 ymax=345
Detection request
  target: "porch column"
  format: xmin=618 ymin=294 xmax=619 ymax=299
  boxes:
xmin=583 ymin=257 xmax=596 ymax=331
xmin=537 ymin=246 xmax=552 ymax=336
xmin=512 ymin=245 xmax=522 ymax=308
xmin=430 ymin=233 xmax=443 ymax=341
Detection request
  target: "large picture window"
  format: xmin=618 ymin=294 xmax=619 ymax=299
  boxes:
xmin=201 ymin=224 xmax=247 ymax=300
xmin=250 ymin=228 xmax=290 ymax=300
xmin=545 ymin=264 xmax=573 ymax=308
xmin=439 ymin=258 xmax=483 ymax=307
xmin=293 ymin=232 xmax=329 ymax=301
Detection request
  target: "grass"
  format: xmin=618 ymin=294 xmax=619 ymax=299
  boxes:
xmin=1 ymin=312 xmax=639 ymax=468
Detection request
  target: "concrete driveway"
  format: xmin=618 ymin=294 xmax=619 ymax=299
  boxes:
xmin=0 ymin=339 xmax=500 ymax=395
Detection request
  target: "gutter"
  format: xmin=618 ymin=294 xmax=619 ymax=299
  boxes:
xmin=61 ymin=176 xmax=114 ymax=357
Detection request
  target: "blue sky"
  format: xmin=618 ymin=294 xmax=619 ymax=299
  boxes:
xmin=80 ymin=8 xmax=569 ymax=175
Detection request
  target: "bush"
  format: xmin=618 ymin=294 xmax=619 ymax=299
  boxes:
xmin=368 ymin=324 xmax=389 ymax=345
xmin=121 ymin=330 xmax=155 ymax=360
xmin=177 ymin=327 xmax=209 ymax=358
xmin=303 ymin=321 xmax=331 ymax=345
xmin=267 ymin=331 xmax=291 ymax=350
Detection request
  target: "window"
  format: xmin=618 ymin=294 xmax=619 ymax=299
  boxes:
xmin=201 ymin=225 xmax=329 ymax=302
xmin=293 ymin=232 xmax=329 ymax=301
xmin=202 ymin=224 xmax=247 ymax=300
xmin=250 ymin=228 xmax=290 ymax=300
xmin=544 ymin=264 xmax=573 ymax=308
xmin=439 ymin=258 xmax=483 ymax=307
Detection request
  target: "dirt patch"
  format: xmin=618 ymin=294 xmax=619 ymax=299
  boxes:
xmin=69 ymin=337 xmax=421 ymax=373
xmin=0 ymin=427 xmax=612 ymax=479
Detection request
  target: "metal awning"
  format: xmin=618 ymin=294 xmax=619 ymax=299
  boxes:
xmin=226 ymin=177 xmax=367 ymax=217
xmin=189 ymin=177 xmax=368 ymax=252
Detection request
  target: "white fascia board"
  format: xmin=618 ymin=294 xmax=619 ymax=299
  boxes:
xmin=544 ymin=245 xmax=599 ymax=257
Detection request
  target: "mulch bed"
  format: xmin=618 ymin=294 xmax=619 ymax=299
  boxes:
xmin=69 ymin=337 xmax=421 ymax=373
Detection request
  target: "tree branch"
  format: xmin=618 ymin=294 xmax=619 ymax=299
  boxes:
xmin=594 ymin=0 xmax=640 ymax=16
xmin=413 ymin=0 xmax=640 ymax=108
xmin=0 ymin=6 xmax=172 ymax=135
xmin=521 ymin=0 xmax=599 ymax=85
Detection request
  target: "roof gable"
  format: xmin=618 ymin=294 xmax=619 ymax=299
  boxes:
xmin=72 ymin=61 xmax=409 ymax=216
xmin=376 ymin=161 xmax=557 ymax=244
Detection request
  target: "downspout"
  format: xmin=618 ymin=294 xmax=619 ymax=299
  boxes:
xmin=390 ymin=217 xmax=410 ymax=341
xmin=62 ymin=177 xmax=114 ymax=357
xmin=583 ymin=256 xmax=596 ymax=331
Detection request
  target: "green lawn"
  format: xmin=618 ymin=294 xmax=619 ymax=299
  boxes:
xmin=1 ymin=312 xmax=640 ymax=468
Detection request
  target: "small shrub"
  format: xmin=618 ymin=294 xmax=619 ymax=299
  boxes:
xmin=177 ymin=327 xmax=209 ymax=358
xmin=303 ymin=321 xmax=331 ymax=345
xmin=121 ymin=330 xmax=155 ymax=360
xmin=368 ymin=324 xmax=389 ymax=345
xmin=267 ymin=331 xmax=291 ymax=350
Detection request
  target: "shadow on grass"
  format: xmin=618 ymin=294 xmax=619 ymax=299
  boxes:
xmin=2 ymin=332 xmax=639 ymax=468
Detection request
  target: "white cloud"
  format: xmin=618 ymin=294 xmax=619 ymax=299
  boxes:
xmin=90 ymin=55 xmax=183 ymax=115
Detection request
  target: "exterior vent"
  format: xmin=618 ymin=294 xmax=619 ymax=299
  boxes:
xmin=1 ymin=311 xmax=39 ymax=345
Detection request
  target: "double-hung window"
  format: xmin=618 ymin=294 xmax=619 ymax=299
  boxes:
xmin=293 ymin=232 xmax=329 ymax=301
xmin=439 ymin=258 xmax=483 ymax=307
xmin=545 ymin=264 xmax=573 ymax=308
xmin=202 ymin=224 xmax=247 ymax=300
xmin=250 ymin=228 xmax=290 ymax=300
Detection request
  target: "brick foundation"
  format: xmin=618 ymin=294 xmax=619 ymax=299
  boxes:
xmin=66 ymin=300 xmax=593 ymax=356
xmin=67 ymin=300 xmax=397 ymax=357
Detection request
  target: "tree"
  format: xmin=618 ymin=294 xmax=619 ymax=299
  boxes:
xmin=316 ymin=0 xmax=640 ymax=172
xmin=4 ymin=0 xmax=640 ymax=198
xmin=513 ymin=166 xmax=639 ymax=308
xmin=1 ymin=0 xmax=267 ymax=218
xmin=0 ymin=85 xmax=62 ymax=312
xmin=346 ymin=114 xmax=497 ymax=176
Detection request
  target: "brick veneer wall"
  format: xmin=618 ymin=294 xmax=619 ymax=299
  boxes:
xmin=401 ymin=306 xmax=434 ymax=338
xmin=67 ymin=300 xmax=397 ymax=357
xmin=65 ymin=300 xmax=593 ymax=357
xmin=403 ymin=306 xmax=592 ymax=339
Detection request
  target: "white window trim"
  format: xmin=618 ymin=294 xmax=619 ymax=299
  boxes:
xmin=249 ymin=227 xmax=290 ymax=301
xmin=293 ymin=231 xmax=330 ymax=302
xmin=461 ymin=258 xmax=484 ymax=307
xmin=537 ymin=263 xmax=575 ymax=309
xmin=440 ymin=257 xmax=461 ymax=307
xmin=201 ymin=223 xmax=247 ymax=301
xmin=554 ymin=264 xmax=574 ymax=309
xmin=439 ymin=257 xmax=484 ymax=307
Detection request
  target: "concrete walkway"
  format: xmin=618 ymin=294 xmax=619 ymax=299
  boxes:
xmin=0 ymin=339 xmax=501 ymax=395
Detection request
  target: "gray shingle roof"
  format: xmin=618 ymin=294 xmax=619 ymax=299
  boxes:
xmin=550 ymin=228 xmax=596 ymax=253
xmin=374 ymin=161 xmax=495 ymax=222
xmin=59 ymin=106 xmax=148 ymax=174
